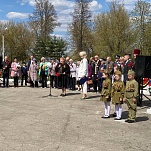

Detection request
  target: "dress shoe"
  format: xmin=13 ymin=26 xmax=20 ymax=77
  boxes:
xmin=114 ymin=117 xmax=121 ymax=120
xmin=127 ymin=120 xmax=135 ymax=123
xmin=125 ymin=119 xmax=130 ymax=123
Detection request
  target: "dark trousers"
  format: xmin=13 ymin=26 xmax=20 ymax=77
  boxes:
xmin=50 ymin=75 xmax=57 ymax=88
xmin=3 ymin=73 xmax=9 ymax=87
xmin=14 ymin=76 xmax=19 ymax=87
xmin=92 ymin=74 xmax=98 ymax=92
xmin=98 ymin=78 xmax=103 ymax=92
xmin=57 ymin=76 xmax=61 ymax=88
xmin=70 ymin=77 xmax=76 ymax=90
xmin=41 ymin=74 xmax=47 ymax=88
xmin=30 ymin=80 xmax=38 ymax=87
xmin=66 ymin=76 xmax=70 ymax=89
xmin=21 ymin=74 xmax=27 ymax=86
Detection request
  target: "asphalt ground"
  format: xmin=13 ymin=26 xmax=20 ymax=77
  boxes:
xmin=0 ymin=85 xmax=151 ymax=151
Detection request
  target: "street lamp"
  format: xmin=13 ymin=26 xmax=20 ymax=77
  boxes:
xmin=2 ymin=27 xmax=7 ymax=61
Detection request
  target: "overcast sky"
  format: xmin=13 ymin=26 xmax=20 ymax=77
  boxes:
xmin=0 ymin=0 xmax=151 ymax=38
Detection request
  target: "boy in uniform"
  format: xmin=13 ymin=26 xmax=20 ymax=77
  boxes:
xmin=123 ymin=70 xmax=138 ymax=123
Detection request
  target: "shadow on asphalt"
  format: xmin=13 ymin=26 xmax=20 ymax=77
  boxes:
xmin=87 ymin=95 xmax=100 ymax=99
xmin=67 ymin=92 xmax=81 ymax=96
xmin=142 ymin=100 xmax=151 ymax=107
xmin=122 ymin=111 xmax=149 ymax=122
xmin=136 ymin=116 xmax=149 ymax=122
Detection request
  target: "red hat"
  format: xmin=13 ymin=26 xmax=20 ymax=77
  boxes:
xmin=134 ymin=49 xmax=140 ymax=55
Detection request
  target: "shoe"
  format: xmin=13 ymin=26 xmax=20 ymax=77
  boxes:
xmin=127 ymin=120 xmax=135 ymax=123
xmin=114 ymin=117 xmax=121 ymax=120
xmin=60 ymin=94 xmax=63 ymax=96
xmin=62 ymin=94 xmax=66 ymax=97
xmin=80 ymin=97 xmax=86 ymax=100
xmin=102 ymin=115 xmax=110 ymax=118
xmin=125 ymin=119 xmax=130 ymax=123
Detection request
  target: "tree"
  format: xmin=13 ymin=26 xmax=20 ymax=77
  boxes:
xmin=131 ymin=0 xmax=151 ymax=55
xmin=93 ymin=1 xmax=133 ymax=58
xmin=33 ymin=36 xmax=67 ymax=60
xmin=0 ymin=21 xmax=35 ymax=62
xmin=68 ymin=0 xmax=93 ymax=59
xmin=29 ymin=0 xmax=60 ymax=56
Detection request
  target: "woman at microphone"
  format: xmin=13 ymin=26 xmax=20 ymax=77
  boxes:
xmin=55 ymin=57 xmax=70 ymax=96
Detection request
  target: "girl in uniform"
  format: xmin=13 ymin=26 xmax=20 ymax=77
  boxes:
xmin=111 ymin=71 xmax=125 ymax=120
xmin=100 ymin=70 xmax=112 ymax=118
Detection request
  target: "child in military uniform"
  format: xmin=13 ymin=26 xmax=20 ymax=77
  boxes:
xmin=123 ymin=70 xmax=138 ymax=123
xmin=111 ymin=71 xmax=125 ymax=120
xmin=100 ymin=70 xmax=112 ymax=118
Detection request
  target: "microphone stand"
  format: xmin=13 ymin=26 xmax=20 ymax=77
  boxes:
xmin=42 ymin=70 xmax=57 ymax=98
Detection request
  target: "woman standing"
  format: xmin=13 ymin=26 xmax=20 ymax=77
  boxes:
xmin=11 ymin=57 xmax=21 ymax=87
xmin=29 ymin=58 xmax=39 ymax=87
xmin=78 ymin=51 xmax=88 ymax=99
xmin=39 ymin=57 xmax=49 ymax=88
xmin=55 ymin=57 xmax=70 ymax=96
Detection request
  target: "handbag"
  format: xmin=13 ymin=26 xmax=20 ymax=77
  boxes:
xmin=87 ymin=79 xmax=93 ymax=85
xmin=79 ymin=77 xmax=88 ymax=85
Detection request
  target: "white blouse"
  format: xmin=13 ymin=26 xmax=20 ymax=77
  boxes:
xmin=78 ymin=58 xmax=88 ymax=78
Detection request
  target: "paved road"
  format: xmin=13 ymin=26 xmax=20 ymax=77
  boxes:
xmin=0 ymin=86 xmax=151 ymax=151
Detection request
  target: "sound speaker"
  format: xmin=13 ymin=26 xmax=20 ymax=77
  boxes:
xmin=0 ymin=56 xmax=2 ymax=69
xmin=135 ymin=55 xmax=151 ymax=78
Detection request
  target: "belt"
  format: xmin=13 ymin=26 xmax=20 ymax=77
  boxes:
xmin=126 ymin=90 xmax=134 ymax=92
xmin=116 ymin=90 xmax=121 ymax=92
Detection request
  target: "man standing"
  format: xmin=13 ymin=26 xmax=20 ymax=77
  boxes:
xmin=132 ymin=49 xmax=141 ymax=106
xmin=92 ymin=55 xmax=99 ymax=93
xmin=123 ymin=54 xmax=133 ymax=84
xmin=2 ymin=56 xmax=11 ymax=87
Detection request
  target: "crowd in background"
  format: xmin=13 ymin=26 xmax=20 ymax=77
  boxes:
xmin=1 ymin=49 xmax=140 ymax=91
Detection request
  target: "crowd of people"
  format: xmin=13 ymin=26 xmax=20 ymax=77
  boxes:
xmin=1 ymin=49 xmax=141 ymax=123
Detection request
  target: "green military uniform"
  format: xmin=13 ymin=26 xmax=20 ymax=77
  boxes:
xmin=124 ymin=70 xmax=138 ymax=121
xmin=100 ymin=77 xmax=111 ymax=102
xmin=111 ymin=81 xmax=125 ymax=104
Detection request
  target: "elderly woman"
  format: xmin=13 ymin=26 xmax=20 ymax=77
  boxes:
xmin=39 ymin=57 xmax=49 ymax=88
xmin=29 ymin=58 xmax=39 ymax=87
xmin=11 ymin=57 xmax=21 ymax=87
xmin=78 ymin=51 xmax=88 ymax=99
xmin=69 ymin=58 xmax=76 ymax=90
xmin=55 ymin=57 xmax=70 ymax=96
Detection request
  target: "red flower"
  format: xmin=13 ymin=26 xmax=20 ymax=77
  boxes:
xmin=127 ymin=62 xmax=133 ymax=67
xmin=56 ymin=72 xmax=60 ymax=77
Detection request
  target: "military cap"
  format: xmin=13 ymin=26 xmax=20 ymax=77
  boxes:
xmin=128 ymin=70 xmax=135 ymax=75
xmin=114 ymin=70 xmax=121 ymax=75
xmin=104 ymin=70 xmax=110 ymax=75
xmin=115 ymin=54 xmax=120 ymax=59
xmin=134 ymin=49 xmax=140 ymax=55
